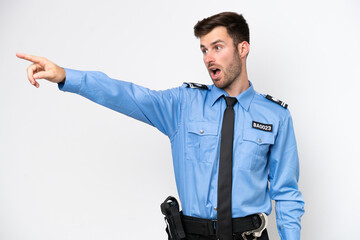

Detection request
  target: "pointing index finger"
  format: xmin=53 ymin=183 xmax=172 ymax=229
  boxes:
xmin=16 ymin=53 xmax=44 ymax=64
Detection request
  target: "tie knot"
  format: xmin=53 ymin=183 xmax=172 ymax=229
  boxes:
xmin=224 ymin=96 xmax=237 ymax=107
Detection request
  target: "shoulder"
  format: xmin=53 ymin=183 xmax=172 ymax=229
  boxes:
xmin=263 ymin=94 xmax=288 ymax=109
xmin=178 ymin=82 xmax=212 ymax=105
xmin=251 ymin=92 xmax=293 ymax=131
xmin=253 ymin=92 xmax=290 ymax=115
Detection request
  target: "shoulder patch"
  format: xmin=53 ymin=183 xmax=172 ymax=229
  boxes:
xmin=183 ymin=82 xmax=209 ymax=90
xmin=265 ymin=94 xmax=288 ymax=109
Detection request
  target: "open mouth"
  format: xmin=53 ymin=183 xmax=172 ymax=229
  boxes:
xmin=210 ymin=68 xmax=221 ymax=79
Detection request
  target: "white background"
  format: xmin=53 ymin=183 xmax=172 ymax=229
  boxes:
xmin=1 ymin=0 xmax=360 ymax=239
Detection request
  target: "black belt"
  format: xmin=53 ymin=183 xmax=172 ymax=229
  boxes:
xmin=182 ymin=214 xmax=262 ymax=236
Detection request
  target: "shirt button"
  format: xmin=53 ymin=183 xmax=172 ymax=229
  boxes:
xmin=200 ymin=130 xmax=204 ymax=134
xmin=258 ymin=138 xmax=262 ymax=143
xmin=214 ymin=207 xmax=217 ymax=211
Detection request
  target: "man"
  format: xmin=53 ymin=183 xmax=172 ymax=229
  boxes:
xmin=17 ymin=12 xmax=304 ymax=240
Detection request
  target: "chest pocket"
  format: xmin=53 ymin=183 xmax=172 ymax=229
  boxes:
xmin=241 ymin=128 xmax=275 ymax=170
xmin=186 ymin=122 xmax=219 ymax=163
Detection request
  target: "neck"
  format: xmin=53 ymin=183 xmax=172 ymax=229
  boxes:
xmin=224 ymin=66 xmax=249 ymax=97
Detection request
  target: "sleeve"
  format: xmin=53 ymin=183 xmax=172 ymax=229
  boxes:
xmin=58 ymin=68 xmax=182 ymax=138
xmin=268 ymin=110 xmax=305 ymax=240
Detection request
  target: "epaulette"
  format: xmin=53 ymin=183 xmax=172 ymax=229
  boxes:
xmin=265 ymin=94 xmax=288 ymax=109
xmin=183 ymin=82 xmax=209 ymax=90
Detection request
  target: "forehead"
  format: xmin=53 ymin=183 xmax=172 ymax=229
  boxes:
xmin=200 ymin=26 xmax=233 ymax=47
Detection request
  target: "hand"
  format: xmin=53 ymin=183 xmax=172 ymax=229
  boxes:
xmin=16 ymin=53 xmax=66 ymax=88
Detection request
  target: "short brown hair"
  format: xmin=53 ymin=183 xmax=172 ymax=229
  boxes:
xmin=194 ymin=12 xmax=250 ymax=46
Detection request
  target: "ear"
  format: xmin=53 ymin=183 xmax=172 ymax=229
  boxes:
xmin=237 ymin=41 xmax=250 ymax=59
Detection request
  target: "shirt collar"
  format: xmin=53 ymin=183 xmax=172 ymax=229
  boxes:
xmin=209 ymin=81 xmax=255 ymax=111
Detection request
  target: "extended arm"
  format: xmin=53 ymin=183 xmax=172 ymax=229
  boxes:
xmin=59 ymin=69 xmax=181 ymax=137
xmin=17 ymin=53 xmax=182 ymax=137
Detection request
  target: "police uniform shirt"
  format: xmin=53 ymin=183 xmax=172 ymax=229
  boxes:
xmin=59 ymin=69 xmax=305 ymax=240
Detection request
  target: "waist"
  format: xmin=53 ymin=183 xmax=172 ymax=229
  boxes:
xmin=179 ymin=196 xmax=272 ymax=218
xmin=182 ymin=213 xmax=262 ymax=236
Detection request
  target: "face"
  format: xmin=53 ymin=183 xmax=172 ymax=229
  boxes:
xmin=200 ymin=26 xmax=242 ymax=90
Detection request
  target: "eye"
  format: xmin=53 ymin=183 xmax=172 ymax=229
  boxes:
xmin=215 ymin=45 xmax=222 ymax=51
xmin=201 ymin=49 xmax=208 ymax=54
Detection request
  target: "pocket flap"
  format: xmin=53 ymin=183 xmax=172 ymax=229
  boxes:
xmin=243 ymin=128 xmax=275 ymax=145
xmin=187 ymin=122 xmax=219 ymax=136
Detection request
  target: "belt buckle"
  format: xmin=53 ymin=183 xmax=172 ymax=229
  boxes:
xmin=241 ymin=213 xmax=268 ymax=240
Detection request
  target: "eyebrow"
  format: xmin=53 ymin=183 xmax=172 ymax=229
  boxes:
xmin=200 ymin=39 xmax=225 ymax=48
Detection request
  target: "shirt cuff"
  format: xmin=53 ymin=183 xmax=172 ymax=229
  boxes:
xmin=280 ymin=228 xmax=301 ymax=240
xmin=58 ymin=68 xmax=83 ymax=93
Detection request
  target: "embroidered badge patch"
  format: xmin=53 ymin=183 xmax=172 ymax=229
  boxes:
xmin=252 ymin=121 xmax=273 ymax=132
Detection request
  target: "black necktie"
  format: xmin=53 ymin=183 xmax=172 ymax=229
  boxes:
xmin=217 ymin=96 xmax=237 ymax=240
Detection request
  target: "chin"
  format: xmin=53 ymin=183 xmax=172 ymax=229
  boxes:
xmin=213 ymin=79 xmax=226 ymax=89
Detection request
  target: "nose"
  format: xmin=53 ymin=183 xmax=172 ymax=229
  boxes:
xmin=204 ymin=52 xmax=215 ymax=65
